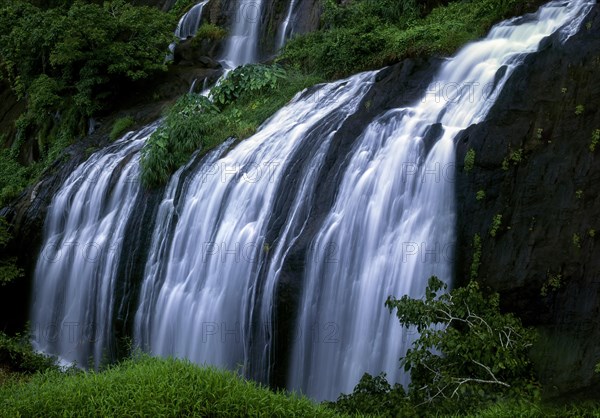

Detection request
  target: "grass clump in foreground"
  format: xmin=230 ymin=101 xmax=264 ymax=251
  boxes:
xmin=0 ymin=355 xmax=346 ymax=417
xmin=140 ymin=64 xmax=322 ymax=188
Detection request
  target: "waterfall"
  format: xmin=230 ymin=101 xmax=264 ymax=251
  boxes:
xmin=287 ymin=0 xmax=594 ymax=401
xmin=30 ymin=125 xmax=156 ymax=368
xmin=28 ymin=0 xmax=593 ymax=401
xmin=174 ymin=1 xmax=209 ymax=40
xmin=221 ymin=0 xmax=265 ymax=66
xmin=277 ymin=0 xmax=298 ymax=50
xmin=133 ymin=72 xmax=374 ymax=371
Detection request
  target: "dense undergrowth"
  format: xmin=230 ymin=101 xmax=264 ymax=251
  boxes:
xmin=0 ymin=0 xmax=174 ymax=206
xmin=280 ymin=0 xmax=542 ymax=79
xmin=140 ymin=64 xmax=322 ymax=187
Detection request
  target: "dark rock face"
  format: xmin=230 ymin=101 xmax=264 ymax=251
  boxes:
xmin=455 ymin=6 xmax=600 ymax=397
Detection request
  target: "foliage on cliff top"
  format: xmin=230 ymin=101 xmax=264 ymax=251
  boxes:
xmin=280 ymin=0 xmax=542 ymax=79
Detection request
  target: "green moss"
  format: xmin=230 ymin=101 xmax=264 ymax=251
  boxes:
xmin=464 ymin=148 xmax=476 ymax=172
xmin=540 ymin=273 xmax=562 ymax=297
xmin=109 ymin=116 xmax=135 ymax=142
xmin=489 ymin=214 xmax=502 ymax=238
xmin=590 ymin=129 xmax=600 ymax=152
xmin=572 ymin=233 xmax=581 ymax=249
xmin=470 ymin=233 xmax=482 ymax=280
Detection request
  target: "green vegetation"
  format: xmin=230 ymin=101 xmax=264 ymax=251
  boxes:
xmin=536 ymin=128 xmax=543 ymax=140
xmin=576 ymin=189 xmax=583 ymax=199
xmin=540 ymin=272 xmax=562 ymax=297
xmin=0 ymin=217 xmax=23 ymax=286
xmin=575 ymin=104 xmax=585 ymax=116
xmin=193 ymin=23 xmax=228 ymax=42
xmin=589 ymin=229 xmax=596 ymax=238
xmin=333 ymin=277 xmax=538 ymax=415
xmin=0 ymin=355 xmax=343 ymax=417
xmin=591 ymin=129 xmax=600 ymax=152
xmin=386 ymin=277 xmax=537 ymax=413
xmin=502 ymin=148 xmax=524 ymax=170
xmin=109 ymin=116 xmax=135 ymax=142
xmin=476 ymin=190 xmax=486 ymax=201
xmin=169 ymin=0 xmax=198 ymax=17
xmin=0 ymin=143 xmax=36 ymax=207
xmin=489 ymin=214 xmax=502 ymax=237
xmin=0 ymin=331 xmax=58 ymax=380
xmin=470 ymin=233 xmax=482 ymax=280
xmin=572 ymin=233 xmax=581 ymax=249
xmin=464 ymin=148 xmax=476 ymax=172
xmin=0 ymin=0 xmax=175 ymax=203
xmin=280 ymin=0 xmax=541 ymax=79
xmin=141 ymin=64 xmax=321 ymax=187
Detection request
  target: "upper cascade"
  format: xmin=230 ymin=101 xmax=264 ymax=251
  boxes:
xmin=221 ymin=0 xmax=265 ymax=67
xmin=174 ymin=0 xmax=209 ymax=40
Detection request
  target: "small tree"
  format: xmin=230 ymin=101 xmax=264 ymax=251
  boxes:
xmin=385 ymin=276 xmax=538 ymax=412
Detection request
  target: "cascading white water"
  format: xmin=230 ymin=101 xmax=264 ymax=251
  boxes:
xmin=287 ymin=0 xmax=594 ymax=401
xmin=30 ymin=125 xmax=156 ymax=368
xmin=276 ymin=0 xmax=297 ymax=50
xmin=133 ymin=72 xmax=375 ymax=370
xmin=221 ymin=0 xmax=264 ymax=66
xmin=175 ymin=0 xmax=209 ymax=40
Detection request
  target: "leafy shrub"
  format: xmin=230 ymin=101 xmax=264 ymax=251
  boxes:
xmin=385 ymin=277 xmax=538 ymax=414
xmin=476 ymin=190 xmax=486 ymax=201
xmin=210 ymin=64 xmax=287 ymax=106
xmin=109 ymin=116 xmax=135 ymax=142
xmin=141 ymin=67 xmax=321 ymax=188
xmin=195 ymin=23 xmax=227 ymax=41
xmin=326 ymin=372 xmax=417 ymax=417
xmin=141 ymin=94 xmax=219 ymax=187
xmin=0 ymin=331 xmax=57 ymax=375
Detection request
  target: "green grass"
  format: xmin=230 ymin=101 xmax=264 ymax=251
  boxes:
xmin=0 ymin=356 xmax=347 ymax=417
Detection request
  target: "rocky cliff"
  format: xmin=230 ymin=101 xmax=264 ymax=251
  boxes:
xmin=455 ymin=4 xmax=600 ymax=398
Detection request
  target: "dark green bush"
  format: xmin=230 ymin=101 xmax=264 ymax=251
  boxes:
xmin=0 ymin=331 xmax=58 ymax=375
